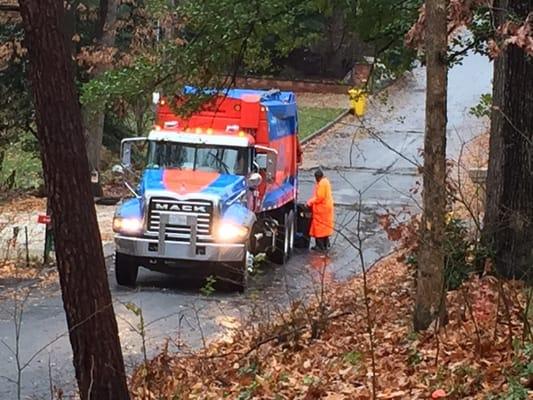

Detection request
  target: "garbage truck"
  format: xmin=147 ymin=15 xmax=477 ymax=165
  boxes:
xmin=112 ymin=88 xmax=308 ymax=289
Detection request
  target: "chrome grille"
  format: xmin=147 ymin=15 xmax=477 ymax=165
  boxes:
xmin=147 ymin=198 xmax=214 ymax=242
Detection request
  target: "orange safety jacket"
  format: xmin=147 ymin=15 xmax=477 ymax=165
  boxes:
xmin=307 ymin=177 xmax=334 ymax=238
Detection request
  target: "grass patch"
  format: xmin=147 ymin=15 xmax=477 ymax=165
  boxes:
xmin=0 ymin=133 xmax=42 ymax=191
xmin=298 ymin=107 xmax=344 ymax=140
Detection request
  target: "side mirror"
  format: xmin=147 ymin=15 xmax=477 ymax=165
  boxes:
xmin=247 ymin=172 xmax=263 ymax=189
xmin=255 ymin=149 xmax=278 ymax=183
xmin=121 ymin=141 xmax=133 ymax=168
xmin=255 ymin=153 xmax=268 ymax=170
xmin=120 ymin=137 xmax=146 ymax=169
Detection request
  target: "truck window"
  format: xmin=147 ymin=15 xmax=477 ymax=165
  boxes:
xmin=147 ymin=141 xmax=249 ymax=175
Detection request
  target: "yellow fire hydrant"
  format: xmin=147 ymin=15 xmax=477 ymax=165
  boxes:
xmin=348 ymin=88 xmax=367 ymax=117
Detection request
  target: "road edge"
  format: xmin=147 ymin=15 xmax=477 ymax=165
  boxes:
xmin=300 ymin=74 xmax=404 ymax=146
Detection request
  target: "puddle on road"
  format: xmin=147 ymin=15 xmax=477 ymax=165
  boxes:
xmin=305 ymin=251 xmax=335 ymax=283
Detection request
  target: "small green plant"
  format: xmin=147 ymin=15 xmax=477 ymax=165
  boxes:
xmin=470 ymin=93 xmax=492 ymax=118
xmin=124 ymin=302 xmax=148 ymax=364
xmin=238 ymin=362 xmax=259 ymax=377
xmin=487 ymin=341 xmax=533 ymax=400
xmin=450 ymin=365 xmax=483 ymax=396
xmin=0 ymin=132 xmax=42 ymax=191
xmin=407 ymin=348 xmax=422 ymax=366
xmin=500 ymin=378 xmax=528 ymax=400
xmin=303 ymin=375 xmax=316 ymax=386
xmin=343 ymin=350 xmax=362 ymax=366
xmin=454 ymin=365 xmax=475 ymax=378
xmin=253 ymin=252 xmax=267 ymax=267
xmin=435 ymin=365 xmax=448 ymax=385
xmin=405 ymin=254 xmax=418 ymax=268
xmin=237 ymin=380 xmax=258 ymax=400
xmin=512 ymin=340 xmax=533 ymax=383
xmin=200 ymin=275 xmax=217 ymax=296
xmin=248 ymin=253 xmax=267 ymax=277
xmin=406 ymin=330 xmax=419 ymax=342
xmin=408 ymin=217 xmax=484 ymax=290
xmin=443 ymin=218 xmax=476 ymax=290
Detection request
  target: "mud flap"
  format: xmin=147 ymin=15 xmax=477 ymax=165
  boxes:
xmin=295 ymin=203 xmax=311 ymax=249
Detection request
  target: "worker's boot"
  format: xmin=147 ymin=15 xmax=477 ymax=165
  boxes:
xmin=311 ymin=238 xmax=327 ymax=252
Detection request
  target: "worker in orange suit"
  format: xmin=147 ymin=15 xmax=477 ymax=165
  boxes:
xmin=307 ymin=169 xmax=334 ymax=251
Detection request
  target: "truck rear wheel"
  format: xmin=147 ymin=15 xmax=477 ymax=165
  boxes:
xmin=295 ymin=203 xmax=311 ymax=249
xmin=115 ymin=252 xmax=139 ymax=287
xmin=271 ymin=210 xmax=294 ymax=265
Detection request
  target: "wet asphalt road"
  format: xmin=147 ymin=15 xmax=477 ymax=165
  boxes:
xmin=0 ymin=53 xmax=491 ymax=399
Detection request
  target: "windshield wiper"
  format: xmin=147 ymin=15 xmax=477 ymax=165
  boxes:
xmin=206 ymin=152 xmax=230 ymax=174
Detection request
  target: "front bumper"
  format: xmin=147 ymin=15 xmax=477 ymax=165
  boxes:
xmin=115 ymin=235 xmax=245 ymax=263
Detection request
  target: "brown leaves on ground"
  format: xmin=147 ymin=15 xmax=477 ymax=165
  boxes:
xmin=0 ymin=260 xmax=57 ymax=290
xmin=0 ymin=195 xmax=46 ymax=215
xmin=0 ymin=192 xmax=119 ymax=239
xmin=102 ymin=179 xmax=130 ymax=199
xmin=297 ymin=93 xmax=348 ymax=109
xmin=130 ymin=252 xmax=532 ymax=399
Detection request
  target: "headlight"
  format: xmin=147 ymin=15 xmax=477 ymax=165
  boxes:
xmin=113 ymin=217 xmax=143 ymax=235
xmin=216 ymin=222 xmax=248 ymax=243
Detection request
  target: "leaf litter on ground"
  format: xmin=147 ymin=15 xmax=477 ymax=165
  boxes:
xmin=130 ymin=248 xmax=532 ymax=399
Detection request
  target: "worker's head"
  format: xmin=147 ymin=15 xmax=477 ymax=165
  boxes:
xmin=314 ymin=168 xmax=324 ymax=183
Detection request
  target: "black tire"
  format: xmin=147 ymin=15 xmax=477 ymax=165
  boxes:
xmin=270 ymin=209 xmax=294 ymax=265
xmin=115 ymin=252 xmax=139 ymax=287
xmin=294 ymin=235 xmax=310 ymax=249
xmin=295 ymin=204 xmax=311 ymax=249
xmin=220 ymin=244 xmax=251 ymax=292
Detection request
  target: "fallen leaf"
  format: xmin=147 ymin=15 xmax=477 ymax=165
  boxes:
xmin=431 ymin=389 xmax=447 ymax=398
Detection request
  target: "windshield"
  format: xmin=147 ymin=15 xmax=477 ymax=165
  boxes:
xmin=146 ymin=141 xmax=249 ymax=175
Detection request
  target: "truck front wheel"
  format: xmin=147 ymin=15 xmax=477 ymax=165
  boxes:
xmin=270 ymin=210 xmax=295 ymax=265
xmin=221 ymin=245 xmax=252 ymax=292
xmin=115 ymin=252 xmax=139 ymax=287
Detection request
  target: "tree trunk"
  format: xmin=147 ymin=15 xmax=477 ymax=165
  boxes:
xmin=83 ymin=0 xmax=120 ymax=197
xmin=483 ymin=0 xmax=533 ymax=282
xmin=162 ymin=0 xmax=177 ymax=40
xmin=413 ymin=0 xmax=449 ymax=331
xmin=18 ymin=2 xmax=130 ymax=399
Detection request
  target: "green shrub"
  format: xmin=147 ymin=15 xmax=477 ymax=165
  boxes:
xmin=443 ymin=217 xmax=477 ymax=290
xmin=0 ymin=132 xmax=42 ymax=191
xmin=409 ymin=217 xmax=485 ymax=291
